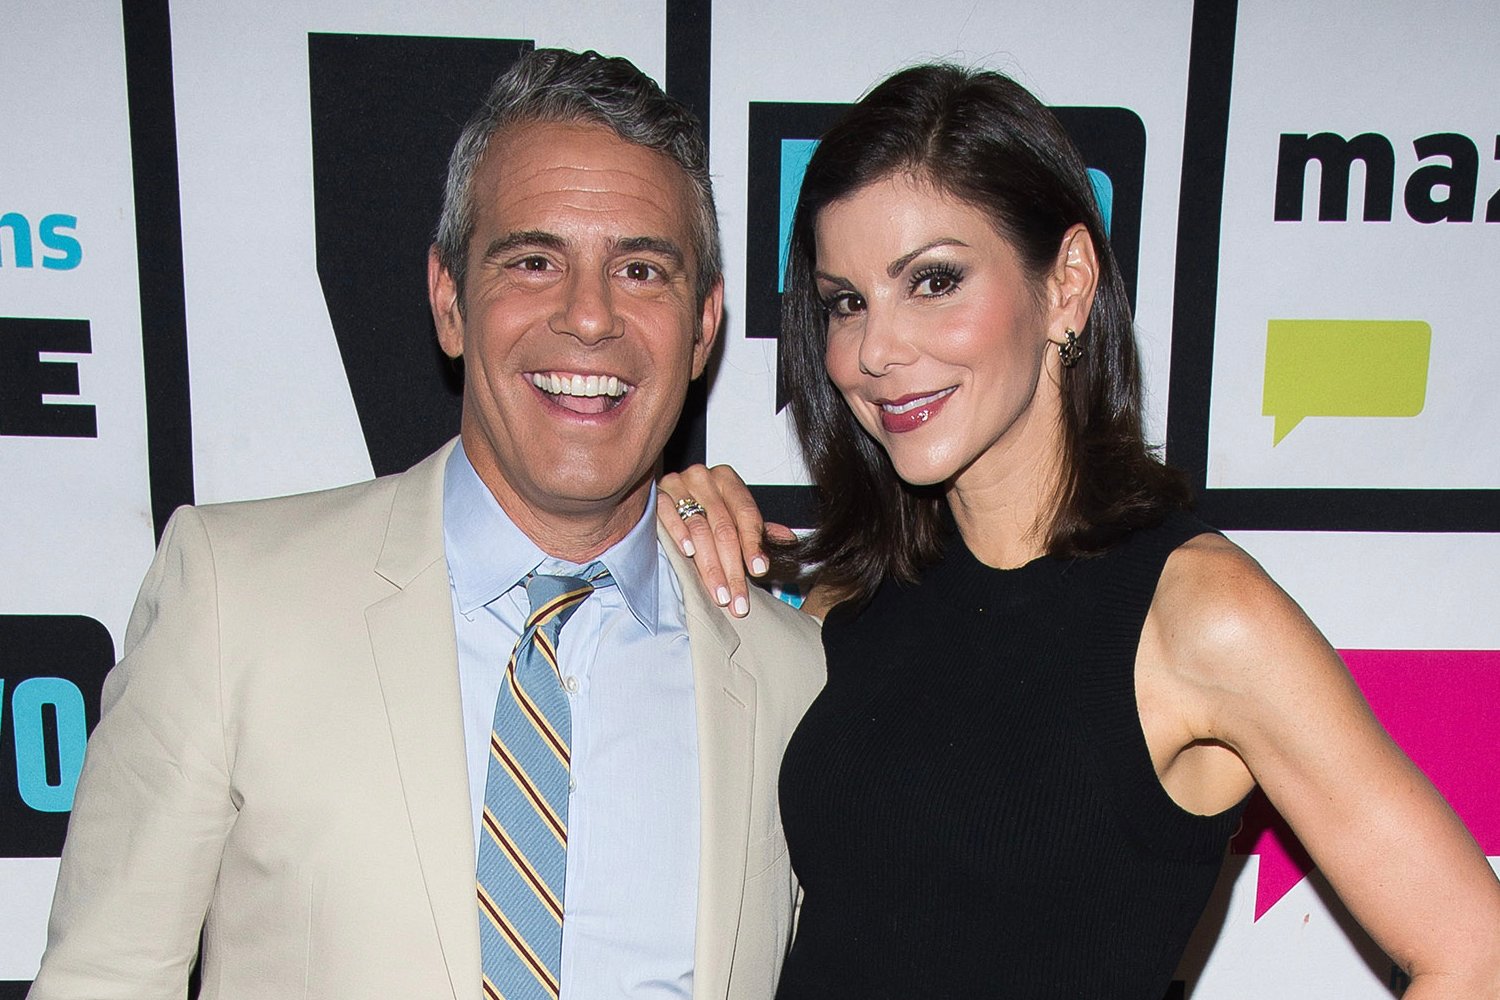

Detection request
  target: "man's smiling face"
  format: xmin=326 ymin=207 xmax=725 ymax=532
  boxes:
xmin=430 ymin=120 xmax=721 ymax=553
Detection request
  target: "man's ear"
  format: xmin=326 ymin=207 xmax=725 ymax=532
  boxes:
xmin=1045 ymin=224 xmax=1099 ymax=343
xmin=691 ymin=277 xmax=725 ymax=379
xmin=429 ymin=245 xmax=464 ymax=359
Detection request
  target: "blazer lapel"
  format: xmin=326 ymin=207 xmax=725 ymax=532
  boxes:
xmin=659 ymin=528 xmax=759 ymax=1000
xmin=367 ymin=440 xmax=481 ymax=1000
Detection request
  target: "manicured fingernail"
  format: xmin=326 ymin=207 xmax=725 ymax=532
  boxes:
xmin=750 ymin=556 xmax=768 ymax=576
xmin=733 ymin=596 xmax=749 ymax=617
xmin=682 ymin=539 xmax=695 ymax=557
xmin=716 ymin=586 xmax=731 ymax=606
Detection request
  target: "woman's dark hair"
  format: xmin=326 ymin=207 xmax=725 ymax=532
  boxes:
xmin=780 ymin=63 xmax=1188 ymax=602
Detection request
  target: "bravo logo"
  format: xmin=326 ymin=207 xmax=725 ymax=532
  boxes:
xmin=1231 ymin=649 xmax=1500 ymax=920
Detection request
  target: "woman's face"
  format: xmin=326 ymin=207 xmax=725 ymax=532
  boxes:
xmin=815 ymin=172 xmax=1064 ymax=492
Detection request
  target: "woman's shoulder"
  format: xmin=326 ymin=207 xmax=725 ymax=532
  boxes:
xmin=1146 ymin=529 xmax=1335 ymax=710
xmin=1156 ymin=532 xmax=1297 ymax=636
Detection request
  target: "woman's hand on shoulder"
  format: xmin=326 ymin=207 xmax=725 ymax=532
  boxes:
xmin=656 ymin=464 xmax=794 ymax=618
xmin=1149 ymin=534 xmax=1500 ymax=995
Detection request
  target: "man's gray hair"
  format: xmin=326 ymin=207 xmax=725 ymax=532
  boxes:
xmin=434 ymin=48 xmax=722 ymax=308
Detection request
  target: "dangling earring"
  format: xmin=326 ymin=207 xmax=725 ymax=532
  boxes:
xmin=1057 ymin=328 xmax=1081 ymax=368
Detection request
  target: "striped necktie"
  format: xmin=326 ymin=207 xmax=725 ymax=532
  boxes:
xmin=478 ymin=563 xmax=612 ymax=1000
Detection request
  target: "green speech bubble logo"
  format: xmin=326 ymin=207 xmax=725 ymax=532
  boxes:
xmin=1262 ymin=319 xmax=1431 ymax=444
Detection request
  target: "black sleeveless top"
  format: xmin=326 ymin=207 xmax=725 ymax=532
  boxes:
xmin=776 ymin=511 xmax=1246 ymax=999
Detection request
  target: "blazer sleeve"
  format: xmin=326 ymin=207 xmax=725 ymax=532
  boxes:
xmin=30 ymin=506 xmax=236 ymax=999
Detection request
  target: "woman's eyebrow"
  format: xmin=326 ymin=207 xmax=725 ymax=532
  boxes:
xmin=886 ymin=238 xmax=968 ymax=278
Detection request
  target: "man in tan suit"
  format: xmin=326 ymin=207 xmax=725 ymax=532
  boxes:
xmin=30 ymin=49 xmax=822 ymax=1000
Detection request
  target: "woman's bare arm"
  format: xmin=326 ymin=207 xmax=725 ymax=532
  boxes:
xmin=1149 ymin=537 xmax=1500 ymax=996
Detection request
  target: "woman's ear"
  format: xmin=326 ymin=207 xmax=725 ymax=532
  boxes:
xmin=1045 ymin=223 xmax=1099 ymax=345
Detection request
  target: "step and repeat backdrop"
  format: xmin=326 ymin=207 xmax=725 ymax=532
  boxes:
xmin=2 ymin=0 xmax=1496 ymax=996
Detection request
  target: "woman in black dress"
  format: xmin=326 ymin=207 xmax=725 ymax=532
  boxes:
xmin=660 ymin=64 xmax=1500 ymax=998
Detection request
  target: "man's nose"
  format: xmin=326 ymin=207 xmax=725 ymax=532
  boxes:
xmin=550 ymin=268 xmax=623 ymax=344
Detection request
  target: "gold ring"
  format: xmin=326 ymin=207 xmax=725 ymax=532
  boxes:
xmin=675 ymin=497 xmax=708 ymax=521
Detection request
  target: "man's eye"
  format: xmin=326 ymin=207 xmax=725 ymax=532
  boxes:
xmin=511 ymin=256 xmax=553 ymax=272
xmin=621 ymin=261 xmax=661 ymax=281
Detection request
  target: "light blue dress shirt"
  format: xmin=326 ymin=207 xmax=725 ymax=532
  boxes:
xmin=443 ymin=445 xmax=699 ymax=999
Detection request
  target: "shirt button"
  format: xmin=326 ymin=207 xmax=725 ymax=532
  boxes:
xmin=568 ymin=777 xmax=577 ymax=793
xmin=563 ymin=676 xmax=579 ymax=693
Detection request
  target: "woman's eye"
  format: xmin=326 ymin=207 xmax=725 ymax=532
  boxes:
xmin=824 ymin=292 xmax=865 ymax=317
xmin=912 ymin=267 xmax=961 ymax=297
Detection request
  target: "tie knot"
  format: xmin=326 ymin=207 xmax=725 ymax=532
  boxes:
xmin=523 ymin=561 xmax=613 ymax=633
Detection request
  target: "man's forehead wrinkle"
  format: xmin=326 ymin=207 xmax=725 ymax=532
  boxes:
xmin=491 ymin=181 xmax=680 ymax=221
xmin=507 ymin=158 xmax=678 ymax=195
xmin=482 ymin=190 xmax=691 ymax=261
xmin=468 ymin=122 xmax=700 ymax=282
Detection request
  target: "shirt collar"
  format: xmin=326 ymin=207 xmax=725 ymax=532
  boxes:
xmin=442 ymin=443 xmax=662 ymax=634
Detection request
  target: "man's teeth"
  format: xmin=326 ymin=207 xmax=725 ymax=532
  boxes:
xmin=882 ymin=387 xmax=956 ymax=414
xmin=530 ymin=373 xmax=628 ymax=397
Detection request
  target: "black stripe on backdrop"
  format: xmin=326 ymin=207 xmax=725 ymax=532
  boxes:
xmin=1166 ymin=0 xmax=1496 ymax=532
xmin=309 ymin=34 xmax=530 ymax=479
xmin=663 ymin=0 xmax=713 ymax=472
xmin=1164 ymin=0 xmax=1236 ymax=498
xmin=122 ymin=0 xmax=195 ymax=542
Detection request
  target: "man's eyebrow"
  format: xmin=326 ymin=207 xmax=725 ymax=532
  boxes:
xmin=614 ymin=235 xmax=686 ymax=270
xmin=480 ymin=230 xmax=566 ymax=260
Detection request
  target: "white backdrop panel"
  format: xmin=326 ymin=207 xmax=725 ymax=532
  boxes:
xmin=0 ymin=6 xmax=154 ymax=980
xmin=1 ymin=3 xmax=153 ymax=631
xmin=169 ymin=0 xmax=668 ymax=504
xmin=1209 ymin=0 xmax=1500 ymax=489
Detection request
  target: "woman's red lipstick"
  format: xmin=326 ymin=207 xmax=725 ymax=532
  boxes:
xmin=876 ymin=387 xmax=956 ymax=433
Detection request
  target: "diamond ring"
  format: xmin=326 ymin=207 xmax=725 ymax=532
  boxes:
xmin=675 ymin=497 xmax=708 ymax=521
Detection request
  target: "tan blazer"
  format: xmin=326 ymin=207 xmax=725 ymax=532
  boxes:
xmin=30 ymin=441 xmax=824 ymax=1000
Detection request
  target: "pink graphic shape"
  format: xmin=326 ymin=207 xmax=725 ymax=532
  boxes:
xmin=1229 ymin=649 xmax=1500 ymax=920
